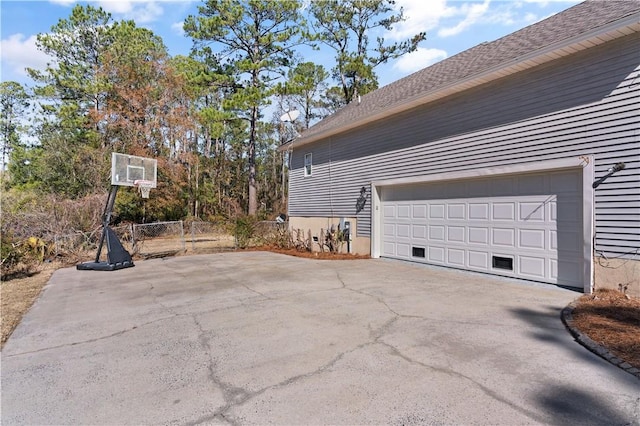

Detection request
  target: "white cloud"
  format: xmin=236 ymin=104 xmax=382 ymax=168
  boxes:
xmin=1 ymin=34 xmax=52 ymax=77
xmin=96 ymin=1 xmax=164 ymax=24
xmin=171 ymin=21 xmax=185 ymax=36
xmin=96 ymin=1 xmax=135 ymax=14
xmin=387 ymin=0 xmax=455 ymax=41
xmin=520 ymin=0 xmax=581 ymax=6
xmin=438 ymin=0 xmax=490 ymax=38
xmin=393 ymin=47 xmax=447 ymax=74
xmin=48 ymin=1 xmax=168 ymax=23
xmin=389 ymin=0 xmax=497 ymax=41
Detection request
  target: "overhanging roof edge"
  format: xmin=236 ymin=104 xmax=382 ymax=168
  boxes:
xmin=279 ymin=12 xmax=640 ymax=153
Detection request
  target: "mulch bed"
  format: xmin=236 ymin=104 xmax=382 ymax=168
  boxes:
xmin=570 ymin=289 xmax=640 ymax=370
xmin=244 ymin=245 xmax=370 ymax=260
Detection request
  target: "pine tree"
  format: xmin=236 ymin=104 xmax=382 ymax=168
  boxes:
xmin=184 ymin=0 xmax=306 ymax=215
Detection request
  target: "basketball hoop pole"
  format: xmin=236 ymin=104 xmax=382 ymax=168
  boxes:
xmin=94 ymin=185 xmax=119 ymax=263
xmin=78 ymin=152 xmax=156 ymax=271
xmin=77 ymin=184 xmax=134 ymax=271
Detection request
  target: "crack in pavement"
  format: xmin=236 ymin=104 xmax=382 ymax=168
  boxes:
xmin=6 ymin=279 xmax=189 ymax=359
xmin=335 ymin=267 xmax=548 ymax=424
xmin=4 ymin=314 xmax=179 ymax=358
xmin=336 ymin=270 xmax=425 ymax=322
xmin=185 ymin=269 xmax=407 ymax=423
xmin=238 ymin=282 xmax=273 ymax=300
xmin=194 ymin=339 xmax=377 ymax=425
xmin=376 ymin=340 xmax=550 ymax=424
xmin=190 ymin=314 xmax=250 ymax=426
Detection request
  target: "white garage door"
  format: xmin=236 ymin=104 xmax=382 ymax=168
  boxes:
xmin=381 ymin=170 xmax=584 ymax=288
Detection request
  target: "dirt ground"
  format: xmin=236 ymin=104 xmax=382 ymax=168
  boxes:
xmin=1 ymin=262 xmax=60 ymax=348
xmin=2 ymin=251 xmax=639 ymax=374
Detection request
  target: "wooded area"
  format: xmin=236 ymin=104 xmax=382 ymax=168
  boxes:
xmin=1 ymin=0 xmax=425 ymax=275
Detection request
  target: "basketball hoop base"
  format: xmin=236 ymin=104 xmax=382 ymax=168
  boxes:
xmin=76 ymin=205 xmax=135 ymax=272
xmin=77 ymin=260 xmax=134 ymax=271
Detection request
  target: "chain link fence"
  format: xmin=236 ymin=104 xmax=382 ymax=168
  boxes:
xmin=189 ymin=221 xmax=235 ymax=252
xmin=53 ymin=225 xmax=135 ymax=259
xmin=51 ymin=221 xmax=237 ymax=260
xmin=133 ymin=221 xmax=186 ymax=257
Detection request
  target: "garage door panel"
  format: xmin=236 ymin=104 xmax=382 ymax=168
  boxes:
xmin=447 ymin=204 xmax=466 ymax=220
xmin=519 ymin=229 xmax=546 ymax=250
xmin=468 ymin=251 xmax=489 ymax=270
xmin=447 ymin=226 xmax=465 ymax=243
xmin=397 ymin=224 xmax=410 ymax=238
xmin=412 ymin=225 xmax=427 ymax=239
xmin=383 ymin=205 xmax=396 ymax=218
xmin=519 ymin=256 xmax=547 ymax=278
xmin=469 ymin=203 xmax=489 ymax=220
xmin=429 ymin=225 xmax=445 ymax=241
xmin=549 ymin=200 xmax=557 ymax=221
xmin=398 ymin=205 xmax=411 ymax=218
xmin=383 ymin=223 xmax=395 ymax=237
xmin=469 ymin=227 xmax=489 ymax=245
xmin=493 ymin=228 xmax=515 ymax=247
xmin=429 ymin=204 xmax=445 ymax=219
xmin=447 ymin=248 xmax=465 ymax=266
xmin=520 ymin=202 xmax=546 ymax=221
xmin=381 ymin=170 xmax=584 ymax=288
xmin=412 ymin=204 xmax=427 ymax=218
xmin=428 ymin=246 xmax=445 ymax=263
xmin=493 ymin=203 xmax=516 ymax=220
xmin=397 ymin=243 xmax=411 ymax=258
xmin=383 ymin=242 xmax=396 ymax=256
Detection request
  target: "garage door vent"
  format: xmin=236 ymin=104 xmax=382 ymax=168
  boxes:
xmin=492 ymin=256 xmax=513 ymax=271
xmin=412 ymin=247 xmax=426 ymax=258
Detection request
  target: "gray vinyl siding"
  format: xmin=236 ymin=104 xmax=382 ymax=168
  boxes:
xmin=288 ymin=32 xmax=640 ymax=257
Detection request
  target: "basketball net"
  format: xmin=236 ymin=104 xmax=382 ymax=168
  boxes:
xmin=134 ymin=180 xmax=153 ymax=199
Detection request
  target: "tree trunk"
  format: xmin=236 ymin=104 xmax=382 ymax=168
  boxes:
xmin=248 ymin=105 xmax=258 ymax=216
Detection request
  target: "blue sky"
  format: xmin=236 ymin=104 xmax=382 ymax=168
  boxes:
xmin=1 ymin=0 xmax=581 ymax=89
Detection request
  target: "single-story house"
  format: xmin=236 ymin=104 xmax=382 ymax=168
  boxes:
xmin=281 ymin=0 xmax=640 ymax=294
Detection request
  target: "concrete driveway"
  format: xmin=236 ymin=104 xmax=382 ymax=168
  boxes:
xmin=2 ymin=252 xmax=639 ymax=425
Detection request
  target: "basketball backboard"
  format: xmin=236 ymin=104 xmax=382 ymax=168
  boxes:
xmin=111 ymin=153 xmax=157 ymax=188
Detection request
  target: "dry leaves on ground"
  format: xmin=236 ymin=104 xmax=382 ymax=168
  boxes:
xmin=570 ymin=289 xmax=640 ymax=370
xmin=1 ymin=263 xmax=58 ymax=348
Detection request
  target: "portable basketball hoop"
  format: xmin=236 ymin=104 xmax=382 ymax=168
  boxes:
xmin=77 ymin=153 xmax=157 ymax=271
xmin=134 ymin=180 xmax=154 ymax=199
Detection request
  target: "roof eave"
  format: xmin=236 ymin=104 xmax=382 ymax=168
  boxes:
xmin=279 ymin=11 xmax=640 ymax=153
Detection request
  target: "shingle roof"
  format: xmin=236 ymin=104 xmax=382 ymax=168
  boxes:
xmin=290 ymin=0 xmax=640 ymax=148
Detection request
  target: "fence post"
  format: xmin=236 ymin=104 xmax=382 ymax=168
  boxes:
xmin=132 ymin=224 xmax=138 ymax=252
xmin=129 ymin=223 xmax=134 ymax=253
xmin=179 ymin=220 xmax=186 ymax=251
xmin=191 ymin=222 xmax=195 ymax=251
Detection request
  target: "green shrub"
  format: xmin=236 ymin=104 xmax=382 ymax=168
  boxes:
xmin=234 ymin=215 xmax=257 ymax=249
